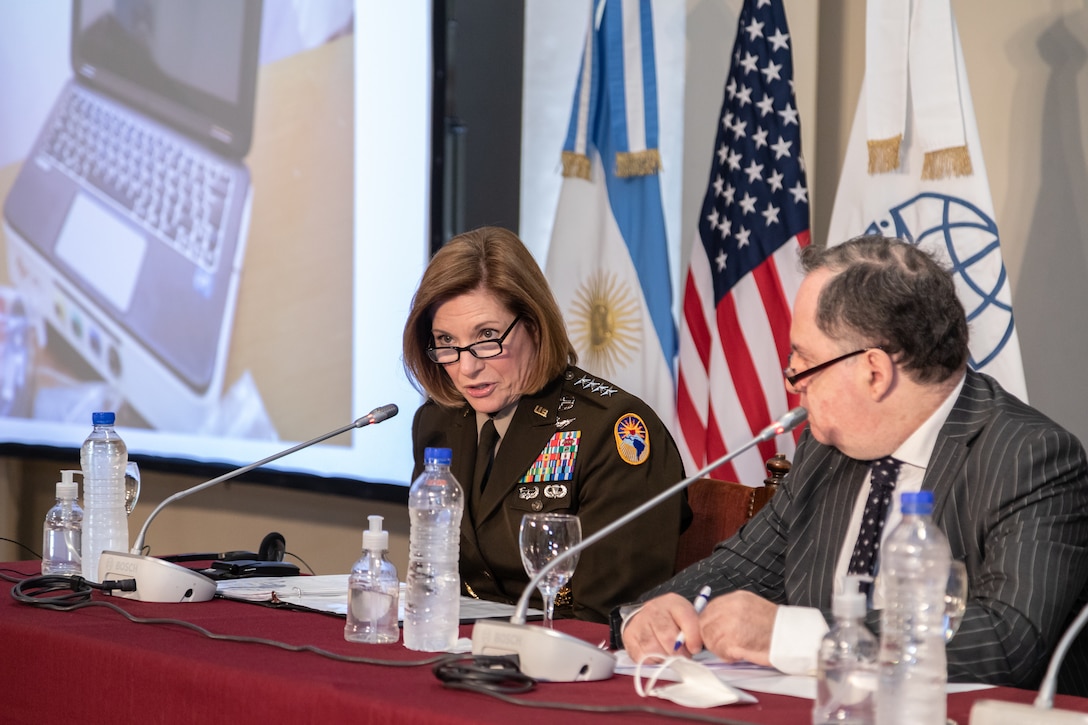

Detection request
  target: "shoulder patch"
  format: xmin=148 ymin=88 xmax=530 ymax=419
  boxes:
xmin=614 ymin=413 xmax=650 ymax=465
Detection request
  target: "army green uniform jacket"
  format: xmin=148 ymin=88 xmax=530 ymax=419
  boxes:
xmin=411 ymin=366 xmax=687 ymax=622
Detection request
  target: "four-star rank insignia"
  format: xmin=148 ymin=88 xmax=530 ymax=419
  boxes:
xmin=614 ymin=413 xmax=650 ymax=465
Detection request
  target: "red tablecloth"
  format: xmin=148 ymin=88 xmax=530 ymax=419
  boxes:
xmin=1 ymin=560 xmax=1084 ymax=724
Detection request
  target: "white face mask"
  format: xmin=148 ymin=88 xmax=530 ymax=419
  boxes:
xmin=633 ymin=655 xmax=758 ymax=708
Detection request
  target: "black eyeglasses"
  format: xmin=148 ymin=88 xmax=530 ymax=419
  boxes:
xmin=427 ymin=315 xmax=522 ymax=365
xmin=783 ymin=346 xmax=883 ymax=387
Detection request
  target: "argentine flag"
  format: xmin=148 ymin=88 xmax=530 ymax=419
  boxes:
xmin=544 ymin=0 xmax=677 ymax=428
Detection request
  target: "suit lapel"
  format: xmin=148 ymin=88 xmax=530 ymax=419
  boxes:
xmin=924 ymin=370 xmax=989 ymax=520
xmin=796 ymin=448 xmax=869 ymax=607
xmin=453 ymin=406 xmax=478 ymax=489
xmin=452 ymin=406 xmax=489 ymax=567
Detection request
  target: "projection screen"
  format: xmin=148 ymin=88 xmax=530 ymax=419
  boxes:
xmin=0 ymin=0 xmax=428 ymax=491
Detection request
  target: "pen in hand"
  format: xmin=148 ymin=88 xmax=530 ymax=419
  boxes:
xmin=672 ymin=585 xmax=713 ymax=652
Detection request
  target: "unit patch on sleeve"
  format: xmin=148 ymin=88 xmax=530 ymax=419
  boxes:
xmin=614 ymin=413 xmax=650 ymax=465
xmin=519 ymin=430 xmax=581 ymax=483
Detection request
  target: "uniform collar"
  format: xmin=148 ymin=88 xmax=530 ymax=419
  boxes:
xmin=476 ymin=401 xmax=518 ymax=439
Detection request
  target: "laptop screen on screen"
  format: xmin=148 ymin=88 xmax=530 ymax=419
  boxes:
xmin=71 ymin=0 xmax=261 ymax=156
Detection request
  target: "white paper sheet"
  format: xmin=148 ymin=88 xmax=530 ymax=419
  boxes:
xmin=215 ymin=575 xmax=542 ymax=622
xmin=614 ymin=649 xmax=995 ymax=700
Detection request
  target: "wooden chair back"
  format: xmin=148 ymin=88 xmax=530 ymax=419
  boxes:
xmin=674 ymin=454 xmax=791 ymax=573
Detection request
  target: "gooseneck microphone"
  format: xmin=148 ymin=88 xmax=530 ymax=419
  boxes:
xmin=98 ymin=404 xmax=399 ymax=603
xmin=471 ymin=406 xmax=807 ymax=682
xmin=131 ymin=404 xmax=399 ymax=554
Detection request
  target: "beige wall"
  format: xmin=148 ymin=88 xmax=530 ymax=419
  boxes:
xmin=5 ymin=0 xmax=1088 ymax=570
xmin=953 ymin=1 xmax=1088 ymax=444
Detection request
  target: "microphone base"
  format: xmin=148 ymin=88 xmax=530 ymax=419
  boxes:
xmin=970 ymin=700 xmax=1088 ymax=725
xmin=98 ymin=551 xmax=217 ymax=603
xmin=470 ymin=619 xmax=615 ymax=682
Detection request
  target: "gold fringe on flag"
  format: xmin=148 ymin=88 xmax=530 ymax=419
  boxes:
xmin=561 ymin=150 xmax=591 ymax=180
xmin=867 ymin=135 xmax=902 ymax=174
xmin=921 ymin=145 xmax=973 ymax=180
xmin=615 ymin=148 xmax=662 ymax=178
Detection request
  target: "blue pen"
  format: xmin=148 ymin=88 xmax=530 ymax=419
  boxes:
xmin=673 ymin=585 xmax=713 ymax=652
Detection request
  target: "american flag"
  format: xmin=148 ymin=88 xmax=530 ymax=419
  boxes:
xmin=675 ymin=0 xmax=810 ymax=485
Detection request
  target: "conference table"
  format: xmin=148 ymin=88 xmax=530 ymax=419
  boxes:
xmin=2 ymin=560 xmax=1086 ymax=724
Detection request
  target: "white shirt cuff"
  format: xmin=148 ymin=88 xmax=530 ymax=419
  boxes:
xmin=769 ymin=605 xmax=828 ymax=675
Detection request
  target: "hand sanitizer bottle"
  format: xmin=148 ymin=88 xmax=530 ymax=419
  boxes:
xmin=42 ymin=470 xmax=84 ymax=577
xmin=345 ymin=515 xmax=400 ymax=643
xmin=813 ymin=575 xmax=878 ymax=725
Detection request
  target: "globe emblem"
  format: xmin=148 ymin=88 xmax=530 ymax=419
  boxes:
xmin=614 ymin=413 xmax=649 ymax=465
xmin=864 ymin=192 xmax=1015 ymax=369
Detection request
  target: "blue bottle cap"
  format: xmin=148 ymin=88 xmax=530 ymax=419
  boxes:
xmin=900 ymin=490 xmax=934 ymax=515
xmin=92 ymin=411 xmax=116 ymax=425
xmin=423 ymin=447 xmax=452 ymax=465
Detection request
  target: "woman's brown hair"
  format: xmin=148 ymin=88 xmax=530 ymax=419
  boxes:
xmin=402 ymin=227 xmax=577 ymax=406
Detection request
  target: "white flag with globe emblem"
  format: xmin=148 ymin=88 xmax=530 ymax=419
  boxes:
xmin=827 ymin=0 xmax=1027 ymax=401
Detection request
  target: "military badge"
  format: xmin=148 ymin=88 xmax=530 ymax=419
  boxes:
xmin=519 ymin=430 xmax=581 ymax=482
xmin=543 ymin=484 xmax=569 ymax=499
xmin=558 ymin=395 xmax=576 ymax=411
xmin=518 ymin=486 xmax=540 ymax=500
xmin=614 ymin=413 xmax=650 ymax=465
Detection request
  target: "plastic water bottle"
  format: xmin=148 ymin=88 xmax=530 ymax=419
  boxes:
xmin=813 ymin=575 xmax=877 ymax=725
xmin=876 ymin=490 xmax=951 ymax=725
xmin=403 ymin=447 xmax=464 ymax=651
xmin=42 ymin=470 xmax=84 ymax=577
xmin=80 ymin=411 xmax=129 ymax=583
xmin=345 ymin=514 xmax=400 ymax=644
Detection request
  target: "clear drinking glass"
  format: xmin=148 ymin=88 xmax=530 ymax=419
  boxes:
xmin=519 ymin=513 xmax=581 ymax=629
xmin=944 ymin=559 xmax=968 ymax=641
xmin=124 ymin=462 xmax=141 ymax=516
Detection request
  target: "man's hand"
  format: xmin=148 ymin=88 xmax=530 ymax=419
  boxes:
xmin=621 ymin=593 xmax=703 ymax=660
xmin=622 ymin=590 xmax=779 ymax=665
xmin=698 ymin=590 xmax=776 ymax=666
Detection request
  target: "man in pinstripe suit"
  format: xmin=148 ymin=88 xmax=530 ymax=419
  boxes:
xmin=621 ymin=236 xmax=1088 ymax=694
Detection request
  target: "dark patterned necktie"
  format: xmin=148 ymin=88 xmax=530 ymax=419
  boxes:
xmin=473 ymin=417 xmax=500 ymax=492
xmin=847 ymin=456 xmax=902 ymax=578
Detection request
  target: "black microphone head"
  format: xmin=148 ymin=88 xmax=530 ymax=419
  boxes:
xmin=357 ymin=404 xmax=399 ymax=427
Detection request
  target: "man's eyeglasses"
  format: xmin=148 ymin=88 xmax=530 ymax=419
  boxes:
xmin=427 ymin=315 xmax=522 ymax=365
xmin=783 ymin=346 xmax=883 ymax=387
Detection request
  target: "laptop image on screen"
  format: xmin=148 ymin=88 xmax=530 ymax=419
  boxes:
xmin=3 ymin=0 xmax=262 ymax=430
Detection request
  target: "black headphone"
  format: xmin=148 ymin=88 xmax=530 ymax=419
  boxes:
xmin=257 ymin=531 xmax=286 ymax=562
xmin=160 ymin=531 xmax=287 ymax=563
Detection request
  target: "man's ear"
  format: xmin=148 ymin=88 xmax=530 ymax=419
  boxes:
xmin=866 ymin=348 xmax=896 ymax=401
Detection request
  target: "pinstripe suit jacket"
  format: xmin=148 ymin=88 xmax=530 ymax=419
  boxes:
xmin=639 ymin=370 xmax=1088 ymax=695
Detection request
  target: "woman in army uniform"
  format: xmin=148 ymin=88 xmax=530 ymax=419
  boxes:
xmin=402 ymin=226 xmax=686 ymax=623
